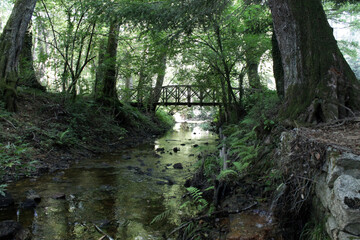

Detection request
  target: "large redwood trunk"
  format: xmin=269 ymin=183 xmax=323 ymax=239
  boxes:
xmin=18 ymin=24 xmax=46 ymax=91
xmin=269 ymin=0 xmax=360 ymax=123
xmin=0 ymin=0 xmax=37 ymax=112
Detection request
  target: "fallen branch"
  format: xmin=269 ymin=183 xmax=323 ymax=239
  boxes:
xmin=93 ymin=224 xmax=114 ymax=240
xmin=195 ymin=201 xmax=258 ymax=221
xmin=0 ymin=116 xmax=17 ymax=129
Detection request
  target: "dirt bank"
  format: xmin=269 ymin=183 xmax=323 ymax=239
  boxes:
xmin=0 ymin=90 xmax=173 ymax=183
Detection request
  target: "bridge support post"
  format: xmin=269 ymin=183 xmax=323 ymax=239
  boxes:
xmin=187 ymin=86 xmax=191 ymax=107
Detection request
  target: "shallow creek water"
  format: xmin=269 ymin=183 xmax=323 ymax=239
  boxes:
xmin=0 ymin=122 xmax=217 ymax=240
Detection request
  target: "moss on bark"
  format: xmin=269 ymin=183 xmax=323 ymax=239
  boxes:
xmin=270 ymin=0 xmax=360 ymax=123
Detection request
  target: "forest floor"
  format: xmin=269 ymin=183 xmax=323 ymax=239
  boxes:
xmin=0 ymin=89 xmax=173 ymax=183
xmin=297 ymin=119 xmax=360 ymax=154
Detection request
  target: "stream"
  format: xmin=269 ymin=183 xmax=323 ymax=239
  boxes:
xmin=0 ymin=122 xmax=217 ymax=240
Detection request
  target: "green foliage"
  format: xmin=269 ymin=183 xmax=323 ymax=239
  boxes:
xmin=155 ymin=107 xmax=175 ymax=128
xmin=263 ymin=169 xmax=282 ymax=193
xmin=181 ymin=187 xmax=208 ymax=212
xmin=0 ymin=142 xmax=37 ymax=179
xmin=202 ymin=155 xmax=221 ymax=179
xmin=63 ymin=98 xmax=127 ymax=145
xmin=243 ymin=90 xmax=280 ymax=128
xmin=300 ymin=218 xmax=331 ymax=240
xmin=0 ymin=184 xmax=7 ymax=196
xmin=216 ymin=169 xmax=237 ymax=181
xmin=150 ymin=209 xmax=173 ymax=225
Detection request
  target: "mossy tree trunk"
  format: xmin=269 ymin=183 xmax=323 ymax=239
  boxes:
xmin=18 ymin=24 xmax=46 ymax=91
xmin=0 ymin=0 xmax=37 ymax=112
xmin=245 ymin=50 xmax=263 ymax=89
xmin=94 ymin=38 xmax=106 ymax=99
xmin=269 ymin=0 xmax=360 ymax=123
xmin=101 ymin=21 xmax=121 ymax=106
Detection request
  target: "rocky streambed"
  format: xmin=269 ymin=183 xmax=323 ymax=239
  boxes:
xmin=0 ymin=123 xmax=218 ymax=239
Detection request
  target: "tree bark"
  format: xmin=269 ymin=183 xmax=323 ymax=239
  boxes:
xmin=149 ymin=51 xmax=167 ymax=112
xmin=271 ymin=30 xmax=284 ymax=99
xmin=101 ymin=21 xmax=121 ymax=106
xmin=269 ymin=0 xmax=360 ymax=123
xmin=94 ymin=38 xmax=106 ymax=98
xmin=0 ymin=0 xmax=37 ymax=112
xmin=18 ymin=24 xmax=46 ymax=91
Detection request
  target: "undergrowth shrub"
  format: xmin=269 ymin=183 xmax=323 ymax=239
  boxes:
xmin=0 ymin=142 xmax=37 ymax=180
xmin=300 ymin=217 xmax=330 ymax=240
xmin=156 ymin=107 xmax=175 ymax=129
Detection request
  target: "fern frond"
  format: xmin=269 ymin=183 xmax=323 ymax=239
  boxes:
xmin=150 ymin=209 xmax=172 ymax=225
xmin=217 ymin=169 xmax=237 ymax=180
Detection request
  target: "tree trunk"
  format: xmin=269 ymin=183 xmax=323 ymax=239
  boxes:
xmin=18 ymin=24 xmax=46 ymax=91
xmin=94 ymin=38 xmax=106 ymax=98
xmin=101 ymin=21 xmax=121 ymax=106
xmin=245 ymin=51 xmax=262 ymax=89
xmin=271 ymin=30 xmax=284 ymax=99
xmin=150 ymin=52 xmax=167 ymax=112
xmin=269 ymin=0 xmax=360 ymax=123
xmin=0 ymin=0 xmax=37 ymax=112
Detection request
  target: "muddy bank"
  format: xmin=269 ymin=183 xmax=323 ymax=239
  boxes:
xmin=0 ymin=90 xmax=174 ymax=183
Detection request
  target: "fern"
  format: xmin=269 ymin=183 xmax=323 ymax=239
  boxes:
xmin=204 ymin=186 xmax=215 ymax=191
xmin=185 ymin=187 xmax=208 ymax=211
xmin=0 ymin=184 xmax=7 ymax=197
xmin=187 ymin=187 xmax=203 ymax=202
xmin=183 ymin=222 xmax=195 ymax=240
xmin=217 ymin=169 xmax=237 ymax=180
xmin=150 ymin=209 xmax=172 ymax=225
xmin=233 ymin=162 xmax=249 ymax=172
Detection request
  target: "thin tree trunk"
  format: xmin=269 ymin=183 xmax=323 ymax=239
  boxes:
xmin=94 ymin=38 xmax=106 ymax=98
xmin=269 ymin=0 xmax=360 ymax=123
xmin=101 ymin=21 xmax=121 ymax=106
xmin=150 ymin=52 xmax=167 ymax=112
xmin=0 ymin=0 xmax=37 ymax=112
xmin=246 ymin=58 xmax=261 ymax=89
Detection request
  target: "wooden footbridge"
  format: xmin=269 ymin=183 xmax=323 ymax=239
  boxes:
xmin=120 ymin=85 xmax=242 ymax=106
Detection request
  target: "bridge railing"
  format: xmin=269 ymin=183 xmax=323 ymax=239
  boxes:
xmin=159 ymin=85 xmax=220 ymax=106
xmin=119 ymin=85 xmax=243 ymax=106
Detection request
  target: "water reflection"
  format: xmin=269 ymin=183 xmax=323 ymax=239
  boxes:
xmin=1 ymin=122 xmax=216 ymax=239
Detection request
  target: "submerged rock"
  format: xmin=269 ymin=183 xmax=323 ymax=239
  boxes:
xmin=20 ymin=199 xmax=37 ymax=209
xmin=173 ymin=147 xmax=180 ymax=153
xmin=0 ymin=220 xmax=29 ymax=240
xmin=173 ymin=163 xmax=183 ymax=169
xmin=0 ymin=192 xmax=14 ymax=208
xmin=26 ymin=190 xmax=41 ymax=204
xmin=163 ymin=176 xmax=175 ymax=185
xmin=51 ymin=193 xmax=66 ymax=200
xmin=226 ymin=211 xmax=274 ymax=240
xmin=156 ymin=181 xmax=167 ymax=185
xmin=156 ymin=148 xmax=165 ymax=152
